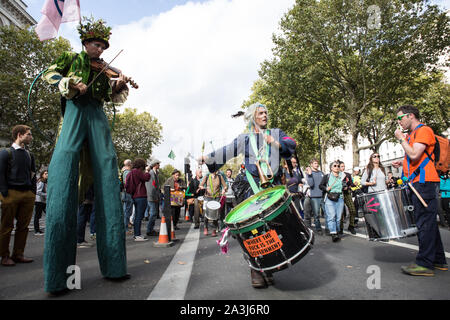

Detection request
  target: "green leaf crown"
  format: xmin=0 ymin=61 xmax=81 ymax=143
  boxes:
xmin=77 ymin=16 xmax=112 ymax=46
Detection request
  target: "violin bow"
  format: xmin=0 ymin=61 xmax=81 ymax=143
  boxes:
xmin=86 ymin=49 xmax=124 ymax=89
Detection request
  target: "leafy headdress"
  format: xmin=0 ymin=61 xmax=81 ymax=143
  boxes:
xmin=77 ymin=16 xmax=112 ymax=49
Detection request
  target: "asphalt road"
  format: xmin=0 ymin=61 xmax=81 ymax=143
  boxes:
xmin=1 ymin=209 xmax=449 ymax=303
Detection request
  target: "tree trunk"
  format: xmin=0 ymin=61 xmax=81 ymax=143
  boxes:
xmin=352 ymin=132 xmax=360 ymax=170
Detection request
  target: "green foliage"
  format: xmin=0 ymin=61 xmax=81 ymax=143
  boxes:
xmin=158 ymin=164 xmax=177 ymax=187
xmin=110 ymin=107 xmax=163 ymax=164
xmin=0 ymin=25 xmax=71 ymax=168
xmin=244 ymin=0 xmax=450 ymax=167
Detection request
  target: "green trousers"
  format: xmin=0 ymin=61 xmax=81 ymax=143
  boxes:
xmin=44 ymin=96 xmax=127 ymax=292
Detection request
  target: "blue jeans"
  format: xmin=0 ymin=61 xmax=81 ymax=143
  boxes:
xmin=325 ymin=197 xmax=344 ymax=234
xmin=76 ymin=203 xmax=95 ymax=243
xmin=146 ymin=201 xmax=159 ymax=233
xmin=310 ymin=197 xmax=322 ymax=231
xmin=122 ymin=192 xmax=133 ymax=230
xmin=133 ymin=197 xmax=147 ymax=237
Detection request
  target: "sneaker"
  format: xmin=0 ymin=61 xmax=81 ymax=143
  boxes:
xmin=146 ymin=230 xmax=158 ymax=236
xmin=434 ymin=263 xmax=448 ymax=271
xmin=90 ymin=234 xmax=96 ymax=241
xmin=401 ymin=263 xmax=434 ymax=276
xmin=331 ymin=234 xmax=340 ymax=242
xmin=34 ymin=231 xmax=44 ymax=236
xmin=347 ymin=226 xmax=356 ymax=235
xmin=134 ymin=236 xmax=148 ymax=242
xmin=211 ymin=230 xmax=217 ymax=237
xmin=203 ymin=228 xmax=208 ymax=236
xmin=77 ymin=242 xmax=94 ymax=249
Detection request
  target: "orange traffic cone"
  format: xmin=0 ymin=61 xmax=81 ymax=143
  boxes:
xmin=185 ymin=206 xmax=190 ymax=221
xmin=153 ymin=216 xmax=174 ymax=247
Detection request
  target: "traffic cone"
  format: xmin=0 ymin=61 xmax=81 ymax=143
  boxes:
xmin=170 ymin=216 xmax=178 ymax=241
xmin=185 ymin=206 xmax=190 ymax=221
xmin=153 ymin=216 xmax=174 ymax=247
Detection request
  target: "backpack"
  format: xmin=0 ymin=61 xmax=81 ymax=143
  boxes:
xmin=410 ymin=125 xmax=450 ymax=177
xmin=124 ymin=170 xmax=135 ymax=195
xmin=232 ymin=172 xmax=251 ymax=204
xmin=432 ymin=135 xmax=449 ymax=174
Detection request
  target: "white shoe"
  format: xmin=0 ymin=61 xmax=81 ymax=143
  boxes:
xmin=134 ymin=236 xmax=148 ymax=242
xmin=77 ymin=241 xmax=94 ymax=248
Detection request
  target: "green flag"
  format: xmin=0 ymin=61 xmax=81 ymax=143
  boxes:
xmin=168 ymin=150 xmax=176 ymax=160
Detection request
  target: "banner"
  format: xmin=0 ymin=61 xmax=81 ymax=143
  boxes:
xmin=35 ymin=0 xmax=81 ymax=41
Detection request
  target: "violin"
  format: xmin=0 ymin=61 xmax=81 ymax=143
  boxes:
xmin=90 ymin=58 xmax=139 ymax=89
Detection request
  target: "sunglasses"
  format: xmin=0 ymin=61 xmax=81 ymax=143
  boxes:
xmin=332 ymin=164 xmax=340 ymax=167
xmin=372 ymin=155 xmax=380 ymax=158
xmin=396 ymin=113 xmax=409 ymax=121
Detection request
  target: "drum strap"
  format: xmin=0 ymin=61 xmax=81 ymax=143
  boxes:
xmin=248 ymin=129 xmax=274 ymax=190
xmin=245 ymin=169 xmax=261 ymax=194
xmin=405 ymin=124 xmax=429 ymax=184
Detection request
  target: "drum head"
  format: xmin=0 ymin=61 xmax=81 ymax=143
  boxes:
xmin=206 ymin=201 xmax=221 ymax=210
xmin=225 ymin=185 xmax=289 ymax=230
xmin=198 ymin=196 xmax=204 ymax=201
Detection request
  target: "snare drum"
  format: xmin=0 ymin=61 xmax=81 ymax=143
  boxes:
xmin=205 ymin=200 xmax=221 ymax=220
xmin=357 ymin=187 xmax=417 ymax=241
xmin=224 ymin=185 xmax=314 ymax=273
xmin=170 ymin=190 xmax=185 ymax=207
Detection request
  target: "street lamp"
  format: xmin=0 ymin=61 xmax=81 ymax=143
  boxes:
xmin=316 ymin=117 xmax=322 ymax=169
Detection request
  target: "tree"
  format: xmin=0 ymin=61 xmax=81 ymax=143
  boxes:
xmin=245 ymin=0 xmax=449 ymax=167
xmin=111 ymin=107 xmax=163 ymax=164
xmin=0 ymin=26 xmax=71 ymax=168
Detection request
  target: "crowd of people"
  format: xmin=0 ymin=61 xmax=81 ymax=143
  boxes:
xmin=0 ymin=15 xmax=448 ymax=295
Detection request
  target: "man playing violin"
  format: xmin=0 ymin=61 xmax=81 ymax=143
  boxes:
xmin=41 ymin=17 xmax=131 ymax=295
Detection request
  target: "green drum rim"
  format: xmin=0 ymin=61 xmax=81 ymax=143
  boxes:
xmin=224 ymin=185 xmax=291 ymax=234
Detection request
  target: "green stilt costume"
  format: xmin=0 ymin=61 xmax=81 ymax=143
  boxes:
xmin=42 ymin=17 xmax=129 ymax=293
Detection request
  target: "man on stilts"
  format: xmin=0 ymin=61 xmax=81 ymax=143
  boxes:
xmin=42 ymin=16 xmax=133 ymax=294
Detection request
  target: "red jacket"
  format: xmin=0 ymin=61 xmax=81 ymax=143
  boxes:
xmin=125 ymin=168 xmax=150 ymax=199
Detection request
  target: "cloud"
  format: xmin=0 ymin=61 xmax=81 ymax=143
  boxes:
xmin=64 ymin=0 xmax=295 ymax=170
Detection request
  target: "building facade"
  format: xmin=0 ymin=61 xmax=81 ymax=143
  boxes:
xmin=0 ymin=0 xmax=36 ymax=29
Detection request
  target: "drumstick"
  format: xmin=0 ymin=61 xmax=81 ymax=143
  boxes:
xmin=407 ymin=182 xmax=428 ymax=208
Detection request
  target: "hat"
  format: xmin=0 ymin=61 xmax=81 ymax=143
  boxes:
xmin=172 ymin=169 xmax=181 ymax=175
xmin=353 ymin=167 xmax=360 ymax=172
xmin=150 ymin=159 xmax=160 ymax=167
xmin=78 ymin=16 xmax=112 ymax=49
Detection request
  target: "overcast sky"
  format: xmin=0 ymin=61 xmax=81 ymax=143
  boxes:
xmin=27 ymin=0 xmax=295 ymax=170
xmin=26 ymin=0 xmax=449 ymax=171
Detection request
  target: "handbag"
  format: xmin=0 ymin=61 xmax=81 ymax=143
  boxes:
xmin=326 ymin=174 xmax=341 ymax=202
xmin=327 ymin=192 xmax=341 ymax=202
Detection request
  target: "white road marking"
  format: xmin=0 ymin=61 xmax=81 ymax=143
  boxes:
xmin=147 ymin=224 xmax=200 ymax=300
xmin=343 ymin=229 xmax=450 ymax=259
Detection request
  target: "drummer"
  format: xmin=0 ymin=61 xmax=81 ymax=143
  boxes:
xmin=187 ymin=168 xmax=205 ymax=229
xmin=198 ymin=102 xmax=297 ymax=289
xmin=198 ymin=170 xmax=227 ymax=237
xmin=163 ymin=169 xmax=186 ymax=230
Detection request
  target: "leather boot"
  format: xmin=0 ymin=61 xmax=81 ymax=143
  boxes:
xmin=1 ymin=256 xmax=16 ymax=266
xmin=251 ymin=269 xmax=267 ymax=288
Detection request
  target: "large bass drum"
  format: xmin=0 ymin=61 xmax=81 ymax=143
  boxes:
xmin=224 ymin=185 xmax=314 ymax=273
xmin=357 ymin=187 xmax=417 ymax=241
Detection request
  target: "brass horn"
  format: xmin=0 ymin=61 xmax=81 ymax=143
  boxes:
xmin=256 ymin=159 xmax=274 ymax=189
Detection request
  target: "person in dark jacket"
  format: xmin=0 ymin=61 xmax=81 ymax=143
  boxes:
xmin=145 ymin=159 xmax=161 ymax=236
xmin=125 ymin=158 xmax=151 ymax=241
xmin=198 ymin=103 xmax=297 ymax=289
xmin=0 ymin=125 xmax=36 ymax=266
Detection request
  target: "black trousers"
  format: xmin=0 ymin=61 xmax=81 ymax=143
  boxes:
xmin=34 ymin=202 xmax=46 ymax=232
xmin=412 ymin=182 xmax=446 ymax=269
